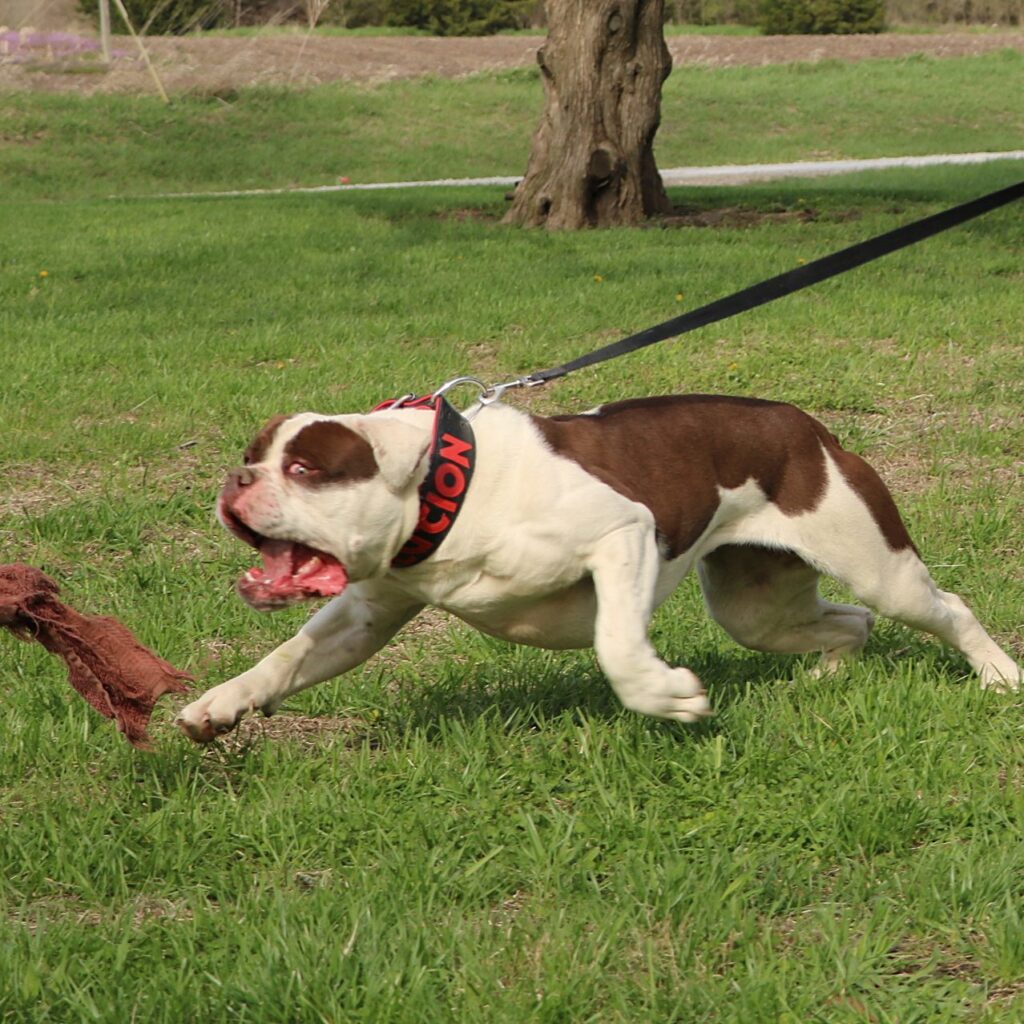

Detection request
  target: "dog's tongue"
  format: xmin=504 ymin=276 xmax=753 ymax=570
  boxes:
xmin=259 ymin=539 xmax=297 ymax=582
xmin=238 ymin=540 xmax=348 ymax=610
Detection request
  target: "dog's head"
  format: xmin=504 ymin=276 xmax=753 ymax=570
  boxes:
xmin=219 ymin=412 xmax=430 ymax=610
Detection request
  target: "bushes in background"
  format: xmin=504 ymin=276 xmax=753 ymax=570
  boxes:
xmin=351 ymin=0 xmax=536 ymax=34
xmin=77 ymin=0 xmax=225 ymax=33
xmin=666 ymin=0 xmax=762 ymax=25
xmin=886 ymin=0 xmax=1020 ymax=22
xmin=760 ymin=0 xmax=885 ymax=32
xmin=77 ymin=0 xmax=1019 ymax=36
xmin=75 ymin=0 xmax=538 ymax=34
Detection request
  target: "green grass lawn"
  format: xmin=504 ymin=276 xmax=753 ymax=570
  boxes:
xmin=1 ymin=52 xmax=1023 ymax=1022
xmin=2 ymin=50 xmax=1022 ymax=200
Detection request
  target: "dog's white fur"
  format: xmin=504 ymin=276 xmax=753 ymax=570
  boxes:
xmin=177 ymin=400 xmax=1020 ymax=742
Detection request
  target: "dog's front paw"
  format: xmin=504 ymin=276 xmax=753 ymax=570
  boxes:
xmin=176 ymin=684 xmax=257 ymax=744
xmin=979 ymin=659 xmax=1021 ymax=694
xmin=617 ymin=667 xmax=714 ymax=722
xmin=661 ymin=690 xmax=714 ymax=723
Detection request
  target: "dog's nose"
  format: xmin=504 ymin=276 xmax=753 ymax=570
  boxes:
xmin=229 ymin=467 xmax=257 ymax=489
xmin=221 ymin=467 xmax=258 ymax=511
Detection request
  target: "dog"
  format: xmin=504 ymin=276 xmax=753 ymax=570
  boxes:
xmin=176 ymin=394 xmax=1020 ymax=743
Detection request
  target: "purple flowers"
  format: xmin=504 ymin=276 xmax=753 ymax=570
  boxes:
xmin=0 ymin=29 xmax=128 ymax=63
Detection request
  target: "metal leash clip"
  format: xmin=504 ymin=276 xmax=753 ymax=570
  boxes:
xmin=477 ymin=374 xmax=548 ymax=406
xmin=430 ymin=373 xmax=549 ymax=413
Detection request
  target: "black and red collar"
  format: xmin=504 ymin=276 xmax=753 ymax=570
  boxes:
xmin=371 ymin=394 xmax=476 ymax=568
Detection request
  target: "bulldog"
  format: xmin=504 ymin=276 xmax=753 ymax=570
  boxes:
xmin=176 ymin=393 xmax=1020 ymax=743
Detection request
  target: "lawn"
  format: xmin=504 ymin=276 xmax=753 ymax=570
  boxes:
xmin=2 ymin=50 xmax=1022 ymax=200
xmin=1 ymin=49 xmax=1023 ymax=1022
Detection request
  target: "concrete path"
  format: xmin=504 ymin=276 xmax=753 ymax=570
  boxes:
xmin=155 ymin=150 xmax=1024 ymax=200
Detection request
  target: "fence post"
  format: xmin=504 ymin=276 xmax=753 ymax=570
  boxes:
xmin=98 ymin=0 xmax=111 ymax=62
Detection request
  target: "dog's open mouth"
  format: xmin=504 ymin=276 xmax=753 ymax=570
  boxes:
xmin=240 ymin=539 xmax=349 ymax=610
xmin=222 ymin=509 xmax=348 ymax=610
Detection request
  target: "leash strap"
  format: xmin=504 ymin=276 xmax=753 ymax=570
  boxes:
xmin=372 ymin=394 xmax=477 ymax=569
xmin=371 ymin=181 xmax=1022 ymax=564
xmin=525 ymin=179 xmax=1024 ymax=385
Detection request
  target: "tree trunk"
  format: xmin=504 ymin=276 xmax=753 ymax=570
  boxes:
xmin=503 ymin=0 xmax=673 ymax=230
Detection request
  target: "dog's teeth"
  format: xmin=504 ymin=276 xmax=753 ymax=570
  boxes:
xmin=297 ymin=557 xmax=323 ymax=579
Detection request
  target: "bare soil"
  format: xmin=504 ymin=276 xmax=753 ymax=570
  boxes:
xmin=2 ymin=30 xmax=1023 ymax=96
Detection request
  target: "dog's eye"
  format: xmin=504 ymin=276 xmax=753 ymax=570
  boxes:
xmin=286 ymin=461 xmax=318 ymax=478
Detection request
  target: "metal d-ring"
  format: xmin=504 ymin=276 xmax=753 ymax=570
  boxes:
xmin=431 ymin=376 xmax=490 ymax=402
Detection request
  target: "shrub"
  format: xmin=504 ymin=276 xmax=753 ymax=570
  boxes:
xmin=77 ymin=0 xmax=229 ymax=34
xmin=331 ymin=0 xmax=391 ymax=26
xmin=885 ymin=0 xmax=1021 ymax=24
xmin=78 ymin=0 xmax=539 ymax=34
xmin=379 ymin=0 xmax=535 ymax=34
xmin=760 ymin=0 xmax=885 ymax=32
xmin=666 ymin=0 xmax=760 ymax=24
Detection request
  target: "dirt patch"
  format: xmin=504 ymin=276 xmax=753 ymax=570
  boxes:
xmin=14 ymin=892 xmax=196 ymax=931
xmin=660 ymin=204 xmax=822 ymax=228
xmin=226 ymin=711 xmax=368 ymax=748
xmin=0 ymin=466 xmax=110 ymax=568
xmin=154 ymin=697 xmax=372 ymax=751
xmin=821 ymin=396 xmax=1024 ymax=498
xmin=439 ymin=207 xmax=502 ymax=224
xmin=1 ymin=30 xmax=1022 ymax=96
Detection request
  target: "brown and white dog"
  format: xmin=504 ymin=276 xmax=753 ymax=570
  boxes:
xmin=176 ymin=395 xmax=1020 ymax=742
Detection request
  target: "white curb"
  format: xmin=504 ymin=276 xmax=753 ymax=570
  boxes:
xmin=150 ymin=150 xmax=1024 ymax=200
xmin=660 ymin=150 xmax=1024 ymax=184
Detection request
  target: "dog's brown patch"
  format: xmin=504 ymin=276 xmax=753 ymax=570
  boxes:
xmin=831 ymin=448 xmax=917 ymax=553
xmin=532 ymin=395 xmax=913 ymax=558
xmin=244 ymin=415 xmax=291 ymax=466
xmin=283 ymin=420 xmax=378 ymax=486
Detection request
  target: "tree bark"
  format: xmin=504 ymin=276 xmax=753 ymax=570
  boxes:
xmin=503 ymin=0 xmax=673 ymax=230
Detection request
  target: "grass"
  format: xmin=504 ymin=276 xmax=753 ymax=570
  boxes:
xmin=1 ymin=50 xmax=1023 ymax=1022
xmin=2 ymin=50 xmax=1023 ymax=200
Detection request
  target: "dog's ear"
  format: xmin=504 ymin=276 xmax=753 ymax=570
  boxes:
xmin=351 ymin=416 xmax=430 ymax=492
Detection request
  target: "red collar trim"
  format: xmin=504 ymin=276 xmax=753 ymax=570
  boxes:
xmin=372 ymin=394 xmax=476 ymax=569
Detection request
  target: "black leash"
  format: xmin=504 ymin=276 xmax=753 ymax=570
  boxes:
xmin=376 ymin=180 xmax=1022 ymax=569
xmin=519 ymin=179 xmax=1024 ymax=387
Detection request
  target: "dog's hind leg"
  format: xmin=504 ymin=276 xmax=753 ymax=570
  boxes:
xmin=816 ymin=543 xmax=1019 ymax=691
xmin=587 ymin=526 xmax=713 ymax=722
xmin=698 ymin=544 xmax=874 ymax=674
xmin=778 ymin=453 xmax=1021 ymax=691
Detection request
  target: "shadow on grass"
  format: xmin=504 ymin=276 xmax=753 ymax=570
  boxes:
xmin=383 ymin=644 xmax=801 ymax=739
xmin=352 ymin=170 xmax=1024 ymax=242
xmin=153 ymin=624 xmax=981 ymax=780
xmin=379 ymin=623 xmax=983 ymax=736
xmin=156 ymin=648 xmax=791 ymax=772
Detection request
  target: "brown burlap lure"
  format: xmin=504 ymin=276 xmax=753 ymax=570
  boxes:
xmin=0 ymin=563 xmax=191 ymax=749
